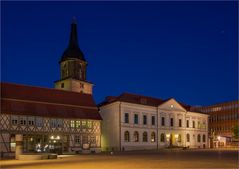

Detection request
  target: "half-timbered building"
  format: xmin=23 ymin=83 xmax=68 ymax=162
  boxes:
xmin=0 ymin=20 xmax=102 ymax=157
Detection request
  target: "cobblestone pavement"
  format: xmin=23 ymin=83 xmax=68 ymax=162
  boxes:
xmin=0 ymin=149 xmax=238 ymax=169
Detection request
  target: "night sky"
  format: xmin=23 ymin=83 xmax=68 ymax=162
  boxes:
xmin=1 ymin=1 xmax=238 ymax=106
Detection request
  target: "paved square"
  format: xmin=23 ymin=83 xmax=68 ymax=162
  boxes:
xmin=1 ymin=149 xmax=238 ymax=169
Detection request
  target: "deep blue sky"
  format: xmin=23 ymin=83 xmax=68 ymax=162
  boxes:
xmin=1 ymin=1 xmax=238 ymax=106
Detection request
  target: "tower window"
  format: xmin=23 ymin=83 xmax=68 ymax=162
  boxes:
xmin=61 ymin=83 xmax=64 ymax=88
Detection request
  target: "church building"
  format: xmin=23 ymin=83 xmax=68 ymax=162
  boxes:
xmin=0 ymin=20 xmax=102 ymax=158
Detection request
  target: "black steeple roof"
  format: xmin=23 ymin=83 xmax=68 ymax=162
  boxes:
xmin=60 ymin=18 xmax=86 ymax=62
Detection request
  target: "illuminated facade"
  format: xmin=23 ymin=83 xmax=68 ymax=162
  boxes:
xmin=0 ymin=21 xmax=101 ymax=158
xmin=192 ymin=101 xmax=239 ymax=146
xmin=99 ymin=93 xmax=209 ymax=151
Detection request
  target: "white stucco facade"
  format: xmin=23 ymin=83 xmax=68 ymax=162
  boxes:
xmin=100 ymin=98 xmax=209 ymax=151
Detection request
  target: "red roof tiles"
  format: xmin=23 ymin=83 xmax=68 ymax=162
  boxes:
xmin=99 ymin=92 xmax=191 ymax=110
xmin=1 ymin=82 xmax=102 ymax=120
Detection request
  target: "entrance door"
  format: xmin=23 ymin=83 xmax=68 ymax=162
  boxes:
xmin=170 ymin=134 xmax=173 ymax=146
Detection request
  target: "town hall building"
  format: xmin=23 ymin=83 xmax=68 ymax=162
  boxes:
xmin=0 ymin=20 xmax=102 ymax=158
xmin=99 ymin=93 xmax=209 ymax=151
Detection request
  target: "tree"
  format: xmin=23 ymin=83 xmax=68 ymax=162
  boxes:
xmin=232 ymin=124 xmax=239 ymax=139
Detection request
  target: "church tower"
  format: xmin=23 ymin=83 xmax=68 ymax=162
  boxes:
xmin=54 ymin=19 xmax=93 ymax=94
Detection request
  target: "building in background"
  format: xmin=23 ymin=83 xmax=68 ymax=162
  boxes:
xmin=99 ymin=93 xmax=208 ymax=151
xmin=0 ymin=20 xmax=101 ymax=158
xmin=192 ymin=100 xmax=239 ymax=148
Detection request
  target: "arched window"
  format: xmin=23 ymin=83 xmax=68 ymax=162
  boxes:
xmin=203 ymin=134 xmax=206 ymax=142
xmin=134 ymin=131 xmax=139 ymax=142
xmin=143 ymin=132 xmax=148 ymax=142
xmin=160 ymin=133 xmax=165 ymax=142
xmin=197 ymin=134 xmax=201 ymax=142
xmin=187 ymin=133 xmax=190 ymax=142
xmin=178 ymin=134 xmax=182 ymax=142
xmin=151 ymin=132 xmax=156 ymax=142
xmin=124 ymin=131 xmax=130 ymax=142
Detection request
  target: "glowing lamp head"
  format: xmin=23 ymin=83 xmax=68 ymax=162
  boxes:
xmin=174 ymin=134 xmax=179 ymax=139
xmin=166 ymin=134 xmax=170 ymax=138
xmin=217 ymin=136 xmax=221 ymax=140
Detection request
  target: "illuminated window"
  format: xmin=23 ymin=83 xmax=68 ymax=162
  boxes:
xmin=70 ymin=120 xmax=75 ymax=128
xmin=151 ymin=132 xmax=156 ymax=142
xmin=178 ymin=134 xmax=182 ymax=142
xmin=202 ymin=121 xmax=206 ymax=129
xmin=160 ymin=133 xmax=165 ymax=142
xmin=124 ymin=131 xmax=130 ymax=142
xmin=87 ymin=121 xmax=92 ymax=128
xmin=75 ymin=121 xmax=81 ymax=128
xmin=198 ymin=121 xmax=201 ymax=128
xmin=143 ymin=132 xmax=148 ymax=142
xmin=82 ymin=121 xmax=87 ymax=128
xmin=133 ymin=131 xmax=139 ymax=142
xmin=11 ymin=115 xmax=18 ymax=125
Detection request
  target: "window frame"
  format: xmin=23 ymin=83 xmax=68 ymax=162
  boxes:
xmin=143 ymin=132 xmax=148 ymax=142
xmin=134 ymin=114 xmax=138 ymax=124
xmin=124 ymin=131 xmax=130 ymax=142
xmin=124 ymin=113 xmax=129 ymax=123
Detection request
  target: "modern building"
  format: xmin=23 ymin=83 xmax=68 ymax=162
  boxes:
xmin=99 ymin=93 xmax=209 ymax=151
xmin=192 ymin=100 xmax=239 ymax=147
xmin=0 ymin=20 xmax=102 ymax=158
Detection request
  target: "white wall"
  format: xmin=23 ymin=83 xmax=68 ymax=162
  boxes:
xmin=99 ymin=99 xmax=209 ymax=151
xmin=99 ymin=102 xmax=120 ymax=151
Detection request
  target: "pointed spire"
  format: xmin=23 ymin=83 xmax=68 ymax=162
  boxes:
xmin=69 ymin=17 xmax=79 ymax=48
xmin=61 ymin=17 xmax=86 ymax=62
